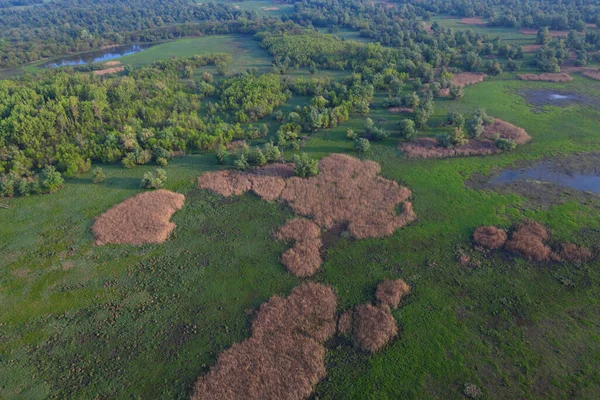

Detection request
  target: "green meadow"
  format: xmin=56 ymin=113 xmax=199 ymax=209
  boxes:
xmin=2 ymin=34 xmax=600 ymax=400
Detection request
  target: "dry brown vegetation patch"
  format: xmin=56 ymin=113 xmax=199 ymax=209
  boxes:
xmin=400 ymin=118 xmax=530 ymax=159
xmin=388 ymin=106 xmax=413 ymax=113
xmin=352 ymin=304 xmax=398 ymax=353
xmin=473 ymin=226 xmax=508 ymax=249
xmin=192 ymin=282 xmax=337 ymax=400
xmin=581 ymin=70 xmax=600 ymax=80
xmin=198 ymin=154 xmax=416 ymax=239
xmin=280 ymin=154 xmax=415 ymax=238
xmin=559 ymin=243 xmax=593 ymax=263
xmin=337 ymin=310 xmax=353 ymax=336
xmin=92 ymin=190 xmax=185 ymax=245
xmin=517 ymin=73 xmax=573 ymax=82
xmin=103 ymin=60 xmax=121 ymax=67
xmin=522 ymin=44 xmax=543 ymax=53
xmin=452 ymin=72 xmax=487 ymax=87
xmin=375 ymin=279 xmax=410 ymax=309
xmin=519 ymin=28 xmax=571 ymax=37
xmin=459 ymin=17 xmax=487 ymax=25
xmin=93 ymin=66 xmax=125 ymax=76
xmin=275 ymin=219 xmax=323 ymax=277
xmin=505 ymin=221 xmax=552 ymax=261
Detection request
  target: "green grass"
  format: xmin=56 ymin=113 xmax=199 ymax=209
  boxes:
xmin=430 ymin=15 xmax=537 ymax=44
xmin=193 ymin=0 xmax=294 ymax=17
xmin=2 ymin=69 xmax=600 ymax=399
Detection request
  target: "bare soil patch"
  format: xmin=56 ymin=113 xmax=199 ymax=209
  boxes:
xmin=399 ymin=118 xmax=530 ymax=159
xmin=192 ymin=282 xmax=337 ymax=400
xmin=517 ymin=73 xmax=573 ymax=82
xmin=91 ymin=190 xmax=185 ymax=245
xmin=459 ymin=17 xmax=486 ymax=25
xmin=93 ymin=66 xmax=125 ymax=76
xmin=275 ymin=218 xmax=323 ymax=277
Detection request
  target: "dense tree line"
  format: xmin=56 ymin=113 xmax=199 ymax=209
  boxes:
xmin=0 ymin=53 xmax=276 ymax=196
xmin=0 ymin=0 xmax=42 ymax=8
xmin=0 ymin=0 xmax=261 ymax=67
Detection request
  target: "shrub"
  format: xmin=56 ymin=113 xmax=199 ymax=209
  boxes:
xmin=140 ymin=168 xmax=167 ymax=189
xmin=263 ymin=142 xmax=282 ymax=162
xmin=446 ymin=110 xmax=465 ymax=128
xmin=436 ymin=133 xmax=452 ymax=148
xmin=17 ymin=179 xmax=31 ymax=196
xmin=346 ymin=129 xmax=358 ymax=140
xmin=0 ymin=177 xmax=15 ymax=197
xmin=234 ymin=154 xmax=250 ymax=171
xmin=473 ymin=226 xmax=508 ymax=249
xmin=248 ymin=147 xmax=267 ymax=166
xmin=354 ymin=138 xmax=371 ymax=153
xmin=466 ymin=117 xmax=484 ymax=138
xmin=93 ymin=167 xmax=106 ymax=183
xmin=293 ymin=153 xmax=319 ymax=178
xmin=449 ymin=84 xmax=464 ymax=100
xmin=496 ymin=138 xmax=517 ymax=151
xmin=399 ymin=119 xmax=417 ymax=141
xmin=216 ymin=145 xmax=229 ymax=164
xmin=559 ymin=243 xmax=593 ymax=263
xmin=41 ymin=165 xmax=64 ymax=193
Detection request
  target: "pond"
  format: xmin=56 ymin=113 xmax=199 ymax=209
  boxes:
xmin=490 ymin=161 xmax=600 ymax=194
xmin=521 ymin=89 xmax=600 ymax=110
xmin=40 ymin=44 xmax=155 ymax=68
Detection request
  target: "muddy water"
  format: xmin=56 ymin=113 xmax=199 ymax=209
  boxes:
xmin=490 ymin=161 xmax=600 ymax=194
xmin=521 ymin=89 xmax=600 ymax=110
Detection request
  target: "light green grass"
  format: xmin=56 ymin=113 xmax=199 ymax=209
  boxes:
xmin=1 ymin=70 xmax=600 ymax=399
xmin=430 ymin=15 xmax=537 ymax=44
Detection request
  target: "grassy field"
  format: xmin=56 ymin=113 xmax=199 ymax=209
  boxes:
xmin=430 ymin=15 xmax=537 ymax=44
xmin=2 ymin=45 xmax=600 ymax=399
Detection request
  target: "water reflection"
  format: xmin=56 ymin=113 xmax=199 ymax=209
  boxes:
xmin=40 ymin=44 xmax=154 ymax=68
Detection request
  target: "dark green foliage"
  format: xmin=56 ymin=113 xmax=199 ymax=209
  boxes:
xmin=93 ymin=167 xmax=106 ymax=184
xmin=354 ymin=138 xmax=371 ymax=153
xmin=466 ymin=117 xmax=484 ymax=139
xmin=216 ymin=146 xmax=229 ymax=165
xmin=41 ymin=165 xmax=64 ymax=193
xmin=293 ymin=153 xmax=319 ymax=178
xmin=140 ymin=168 xmax=166 ymax=189
xmin=449 ymin=85 xmax=465 ymax=101
xmin=263 ymin=142 xmax=282 ymax=163
xmin=234 ymin=154 xmax=250 ymax=171
xmin=496 ymin=138 xmax=517 ymax=151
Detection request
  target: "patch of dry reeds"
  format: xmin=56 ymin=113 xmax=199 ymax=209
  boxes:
xmin=198 ymin=155 xmax=416 ymax=239
xmin=481 ymin=118 xmax=531 ymax=145
xmin=452 ymin=72 xmax=487 ymax=87
xmin=275 ymin=218 xmax=323 ymax=277
xmin=505 ymin=221 xmax=552 ymax=261
xmin=581 ymin=70 xmax=600 ymax=80
xmin=192 ymin=282 xmax=337 ymax=400
xmin=352 ymin=304 xmax=398 ymax=353
xmin=91 ymin=190 xmax=184 ymax=245
xmin=103 ymin=61 xmax=121 ymax=67
xmin=388 ymin=107 xmax=413 ymax=114
xmin=93 ymin=66 xmax=125 ymax=76
xmin=459 ymin=17 xmax=487 ymax=25
xmin=519 ymin=28 xmax=571 ymax=37
xmin=522 ymin=44 xmax=543 ymax=53
xmin=375 ymin=279 xmax=411 ymax=309
xmin=473 ymin=226 xmax=508 ymax=249
xmin=280 ymin=154 xmax=416 ymax=238
xmin=517 ymin=73 xmax=573 ymax=82
xmin=400 ymin=137 xmax=500 ymax=158
xmin=559 ymin=243 xmax=593 ymax=263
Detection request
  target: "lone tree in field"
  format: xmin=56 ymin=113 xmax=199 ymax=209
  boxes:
xmin=449 ymin=84 xmax=464 ymax=100
xmin=399 ymin=119 xmax=417 ymax=141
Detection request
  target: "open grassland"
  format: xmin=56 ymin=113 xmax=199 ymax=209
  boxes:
xmin=194 ymin=0 xmax=294 ymax=17
xmin=430 ymin=15 xmax=537 ymax=44
xmin=2 ymin=70 xmax=600 ymax=399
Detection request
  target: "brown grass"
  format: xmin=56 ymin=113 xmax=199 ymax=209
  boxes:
xmin=199 ymin=155 xmax=416 ymax=239
xmin=91 ymin=190 xmax=184 ymax=245
xmin=581 ymin=70 xmax=600 ymax=80
xmin=93 ymin=66 xmax=125 ymax=76
xmin=559 ymin=243 xmax=593 ymax=263
xmin=473 ymin=226 xmax=508 ymax=249
xmin=388 ymin=107 xmax=413 ymax=113
xmin=522 ymin=44 xmax=543 ymax=53
xmin=192 ymin=282 xmax=337 ymax=400
xmin=481 ymin=118 xmax=531 ymax=145
xmin=375 ymin=280 xmax=410 ymax=309
xmin=452 ymin=72 xmax=487 ymax=87
xmin=352 ymin=304 xmax=398 ymax=353
xmin=262 ymin=6 xmax=280 ymax=10
xmin=280 ymin=154 xmax=416 ymax=238
xmin=517 ymin=73 xmax=573 ymax=82
xmin=275 ymin=219 xmax=323 ymax=277
xmin=103 ymin=61 xmax=121 ymax=67
xmin=459 ymin=17 xmax=486 ymax=25
xmin=505 ymin=221 xmax=552 ymax=261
